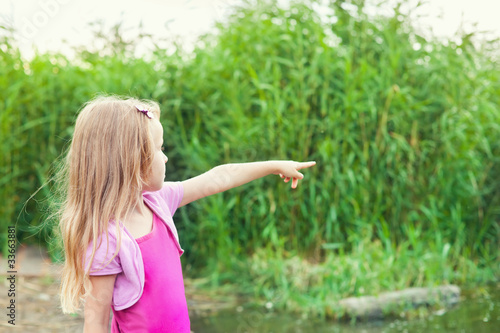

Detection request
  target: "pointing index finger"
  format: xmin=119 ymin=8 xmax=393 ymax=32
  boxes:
xmin=297 ymin=161 xmax=316 ymax=170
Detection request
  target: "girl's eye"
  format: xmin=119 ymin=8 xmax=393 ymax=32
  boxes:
xmin=161 ymin=146 xmax=165 ymax=151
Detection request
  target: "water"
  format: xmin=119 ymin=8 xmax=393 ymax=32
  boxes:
xmin=190 ymin=284 xmax=500 ymax=333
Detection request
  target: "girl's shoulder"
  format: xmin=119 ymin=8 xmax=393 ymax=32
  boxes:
xmin=86 ymin=221 xmax=133 ymax=261
xmin=143 ymin=181 xmax=184 ymax=215
xmin=85 ymin=221 xmax=136 ymax=275
xmin=92 ymin=220 xmax=122 ymax=243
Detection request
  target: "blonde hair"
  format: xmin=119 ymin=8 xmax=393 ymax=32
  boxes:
xmin=57 ymin=95 xmax=161 ymax=313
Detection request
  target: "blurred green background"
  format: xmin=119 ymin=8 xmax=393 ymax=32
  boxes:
xmin=1 ymin=0 xmax=499 ymax=318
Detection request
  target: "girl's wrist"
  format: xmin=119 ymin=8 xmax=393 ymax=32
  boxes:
xmin=269 ymin=160 xmax=286 ymax=175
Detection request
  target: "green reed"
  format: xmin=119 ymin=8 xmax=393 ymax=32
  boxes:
xmin=1 ymin=0 xmax=498 ymax=317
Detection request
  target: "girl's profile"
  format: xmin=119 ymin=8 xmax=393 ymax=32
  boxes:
xmin=56 ymin=96 xmax=315 ymax=332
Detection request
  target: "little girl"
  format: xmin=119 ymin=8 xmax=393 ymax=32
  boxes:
xmin=57 ymin=96 xmax=315 ymax=332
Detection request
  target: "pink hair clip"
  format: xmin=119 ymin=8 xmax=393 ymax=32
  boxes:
xmin=135 ymin=105 xmax=153 ymax=119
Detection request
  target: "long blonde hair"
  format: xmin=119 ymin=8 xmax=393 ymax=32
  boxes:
xmin=57 ymin=95 xmax=161 ymax=313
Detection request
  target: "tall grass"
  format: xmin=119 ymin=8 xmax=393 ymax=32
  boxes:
xmin=164 ymin=0 xmax=500 ymax=275
xmin=1 ymin=0 xmax=499 ymax=317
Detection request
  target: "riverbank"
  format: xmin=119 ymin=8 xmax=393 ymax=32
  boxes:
xmin=1 ymin=244 xmax=498 ymax=332
xmin=202 ymin=242 xmax=498 ymax=319
xmin=1 ymin=276 xmax=498 ymax=332
xmin=0 ymin=243 xmax=495 ymax=321
xmin=191 ymin=282 xmax=500 ymax=333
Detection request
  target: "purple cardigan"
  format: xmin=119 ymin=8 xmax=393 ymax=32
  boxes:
xmin=85 ymin=182 xmax=184 ymax=310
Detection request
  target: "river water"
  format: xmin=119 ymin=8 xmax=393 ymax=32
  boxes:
xmin=190 ymin=284 xmax=499 ymax=333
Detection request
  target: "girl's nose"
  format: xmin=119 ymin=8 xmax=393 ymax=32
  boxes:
xmin=164 ymin=154 xmax=168 ymax=163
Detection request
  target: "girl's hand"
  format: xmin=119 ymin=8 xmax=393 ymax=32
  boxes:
xmin=276 ymin=161 xmax=316 ymax=189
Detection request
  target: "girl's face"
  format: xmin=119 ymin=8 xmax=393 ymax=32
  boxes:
xmin=143 ymin=120 xmax=168 ymax=192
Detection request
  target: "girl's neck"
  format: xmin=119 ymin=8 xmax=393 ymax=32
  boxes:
xmin=127 ymin=193 xmax=150 ymax=219
xmin=122 ymin=194 xmax=154 ymax=238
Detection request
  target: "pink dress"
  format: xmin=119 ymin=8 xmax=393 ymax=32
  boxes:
xmin=86 ymin=183 xmax=190 ymax=332
xmin=111 ymin=213 xmax=190 ymax=332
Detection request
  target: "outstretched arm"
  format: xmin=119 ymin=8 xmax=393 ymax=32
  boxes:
xmin=179 ymin=160 xmax=316 ymax=207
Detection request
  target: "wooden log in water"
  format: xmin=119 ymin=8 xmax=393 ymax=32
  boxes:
xmin=338 ymin=285 xmax=460 ymax=319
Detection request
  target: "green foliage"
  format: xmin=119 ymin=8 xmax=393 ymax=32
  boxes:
xmin=1 ymin=0 xmax=499 ymax=317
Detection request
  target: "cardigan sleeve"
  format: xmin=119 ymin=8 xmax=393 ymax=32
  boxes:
xmin=85 ymin=226 xmax=122 ymax=276
xmin=84 ymin=223 xmax=145 ymax=310
xmin=158 ymin=181 xmax=184 ymax=216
